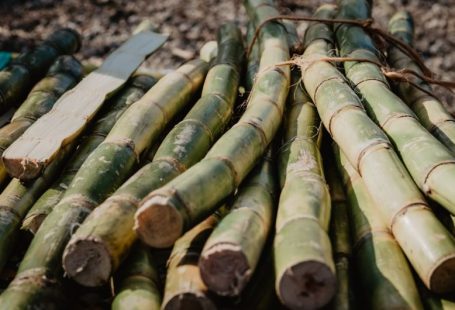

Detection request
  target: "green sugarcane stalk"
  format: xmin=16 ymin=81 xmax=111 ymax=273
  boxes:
xmin=135 ymin=0 xmax=290 ymax=249
xmin=387 ymin=11 xmax=455 ymax=155
xmin=301 ymin=3 xmax=455 ymax=295
xmin=0 ymin=55 xmax=83 ymax=187
xmin=337 ymin=0 xmax=455 ymax=215
xmin=283 ymin=20 xmax=304 ymax=55
xmin=0 ymin=29 xmax=80 ymax=113
xmin=112 ymin=243 xmax=162 ymax=310
xmin=245 ymin=22 xmax=260 ymax=92
xmin=0 ymin=58 xmax=208 ymax=309
xmin=334 ymin=143 xmax=423 ymax=309
xmin=61 ymin=24 xmax=243 ymax=288
xmin=199 ymin=150 xmax=276 ymax=297
xmin=274 ymin=67 xmax=335 ymax=310
xmin=21 ymin=74 xmax=157 ymax=235
xmin=161 ymin=213 xmax=222 ymax=310
xmin=326 ymin=163 xmax=352 ymax=310
xmin=0 ymin=143 xmax=74 ymax=273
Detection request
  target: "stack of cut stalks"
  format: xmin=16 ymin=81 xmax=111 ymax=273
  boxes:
xmin=0 ymin=0 xmax=454 ymax=309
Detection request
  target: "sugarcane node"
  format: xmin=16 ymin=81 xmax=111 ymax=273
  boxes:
xmin=278 ymin=260 xmax=337 ymax=310
xmin=62 ymin=238 xmax=112 ymax=287
xmin=199 ymin=243 xmax=251 ymax=296
xmin=429 ymin=253 xmax=455 ymax=294
xmin=163 ymin=293 xmax=217 ymax=310
xmin=134 ymin=194 xmax=184 ymax=248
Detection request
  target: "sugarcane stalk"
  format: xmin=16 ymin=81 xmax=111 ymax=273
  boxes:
xmin=0 ymin=28 xmax=80 ymax=113
xmin=274 ymin=67 xmax=335 ymax=310
xmin=112 ymin=243 xmax=162 ymax=310
xmin=326 ymin=163 xmax=352 ymax=310
xmin=0 ymin=55 xmax=83 ymax=186
xmin=387 ymin=11 xmax=455 ymax=155
xmin=21 ymin=74 xmax=157 ymax=235
xmin=245 ymin=22 xmax=260 ymax=92
xmin=334 ymin=143 xmax=423 ymax=309
xmin=2 ymin=31 xmax=167 ymax=180
xmin=135 ymin=0 xmax=290 ymax=249
xmin=283 ymin=20 xmax=304 ymax=55
xmin=301 ymin=3 xmax=455 ymax=295
xmin=161 ymin=213 xmax=223 ymax=310
xmin=198 ymin=149 xmax=276 ymax=297
xmin=61 ymin=25 xmax=243 ymax=288
xmin=0 ymin=108 xmax=16 ymax=129
xmin=337 ymin=0 xmax=455 ymax=216
xmin=0 ymin=58 xmax=208 ymax=308
xmin=0 ymin=142 xmax=73 ymax=273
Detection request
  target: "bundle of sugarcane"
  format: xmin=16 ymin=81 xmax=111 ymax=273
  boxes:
xmin=0 ymin=29 xmax=80 ymax=113
xmin=1 ymin=0 xmax=455 ymax=308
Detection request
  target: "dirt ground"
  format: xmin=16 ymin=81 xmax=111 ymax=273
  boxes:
xmin=0 ymin=0 xmax=454 ymax=108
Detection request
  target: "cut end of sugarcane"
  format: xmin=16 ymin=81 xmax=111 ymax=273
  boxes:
xmin=21 ymin=214 xmax=46 ymax=235
xmin=199 ymin=243 xmax=251 ymax=296
xmin=164 ymin=293 xmax=217 ymax=310
xmin=278 ymin=260 xmax=337 ymax=310
xmin=62 ymin=238 xmax=112 ymax=287
xmin=429 ymin=254 xmax=455 ymax=294
xmin=134 ymin=194 xmax=184 ymax=248
xmin=2 ymin=156 xmax=44 ymax=180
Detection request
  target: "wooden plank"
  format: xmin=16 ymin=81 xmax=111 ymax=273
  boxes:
xmin=2 ymin=31 xmax=167 ymax=180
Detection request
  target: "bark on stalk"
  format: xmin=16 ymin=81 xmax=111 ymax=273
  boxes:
xmin=111 ymin=244 xmax=162 ymax=310
xmin=387 ymin=11 xmax=455 ymax=155
xmin=61 ymin=24 xmax=243 ymax=287
xmin=21 ymin=75 xmax=157 ymax=234
xmin=0 ymin=28 xmax=80 ymax=113
xmin=245 ymin=22 xmax=260 ymax=91
xmin=301 ymin=3 xmax=455 ymax=294
xmin=336 ymin=0 xmax=455 ymax=217
xmin=326 ymin=164 xmax=352 ymax=310
xmin=0 ymin=56 xmax=83 ymax=186
xmin=0 ymin=59 xmax=208 ymax=308
xmin=199 ymin=151 xmax=276 ymax=297
xmin=161 ymin=213 xmax=222 ymax=310
xmin=135 ymin=0 xmax=290 ymax=249
xmin=334 ymin=144 xmax=423 ymax=309
xmin=274 ymin=67 xmax=335 ymax=310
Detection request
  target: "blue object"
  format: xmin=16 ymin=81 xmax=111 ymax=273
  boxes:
xmin=0 ymin=52 xmax=12 ymax=70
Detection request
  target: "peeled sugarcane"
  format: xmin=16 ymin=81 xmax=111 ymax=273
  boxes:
xmin=0 ymin=58 xmax=208 ymax=308
xmin=199 ymin=150 xmax=276 ymax=297
xmin=135 ymin=0 xmax=290 ymax=249
xmin=274 ymin=68 xmax=335 ymax=310
xmin=387 ymin=11 xmax=455 ymax=154
xmin=21 ymin=74 xmax=157 ymax=234
xmin=326 ymin=164 xmax=352 ymax=310
xmin=334 ymin=144 xmax=423 ymax=309
xmin=0 ymin=28 xmax=80 ymax=113
xmin=337 ymin=0 xmax=455 ymax=215
xmin=162 ymin=213 xmax=223 ymax=310
xmin=0 ymin=56 xmax=83 ymax=186
xmin=301 ymin=3 xmax=455 ymax=294
xmin=61 ymin=25 xmax=243 ymax=288
xmin=112 ymin=243 xmax=162 ymax=310
xmin=2 ymin=31 xmax=167 ymax=180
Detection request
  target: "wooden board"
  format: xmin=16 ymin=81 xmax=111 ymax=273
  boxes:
xmin=2 ymin=31 xmax=167 ymax=180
